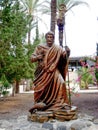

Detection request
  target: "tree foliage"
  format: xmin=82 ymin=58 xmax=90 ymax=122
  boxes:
xmin=0 ymin=0 xmax=37 ymax=92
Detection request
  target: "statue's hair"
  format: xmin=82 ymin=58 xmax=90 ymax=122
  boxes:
xmin=45 ymin=31 xmax=54 ymax=39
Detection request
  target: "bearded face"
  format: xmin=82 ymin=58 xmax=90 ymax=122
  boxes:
xmin=46 ymin=34 xmax=54 ymax=47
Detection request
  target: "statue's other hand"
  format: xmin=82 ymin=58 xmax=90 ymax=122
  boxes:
xmin=62 ymin=51 xmax=66 ymax=58
xmin=65 ymin=46 xmax=70 ymax=57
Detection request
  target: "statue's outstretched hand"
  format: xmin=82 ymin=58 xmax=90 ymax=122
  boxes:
xmin=65 ymin=46 xmax=70 ymax=57
xmin=62 ymin=46 xmax=70 ymax=58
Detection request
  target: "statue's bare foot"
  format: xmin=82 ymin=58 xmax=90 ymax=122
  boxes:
xmin=29 ymin=102 xmax=46 ymax=114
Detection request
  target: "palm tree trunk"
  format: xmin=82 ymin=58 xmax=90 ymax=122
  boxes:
xmin=57 ymin=4 xmax=66 ymax=47
xmin=28 ymin=23 xmax=31 ymax=44
xmin=57 ymin=17 xmax=65 ymax=47
xmin=50 ymin=0 xmax=57 ymax=36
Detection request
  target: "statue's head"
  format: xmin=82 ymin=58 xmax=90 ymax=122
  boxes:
xmin=45 ymin=31 xmax=54 ymax=47
xmin=45 ymin=31 xmax=54 ymax=39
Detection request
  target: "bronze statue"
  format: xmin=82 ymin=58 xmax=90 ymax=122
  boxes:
xmin=28 ymin=31 xmax=77 ymax=122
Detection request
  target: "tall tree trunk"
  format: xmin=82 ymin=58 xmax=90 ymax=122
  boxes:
xmin=57 ymin=4 xmax=66 ymax=47
xmin=15 ymin=80 xmax=20 ymax=93
xmin=12 ymin=82 xmax=16 ymax=96
xmin=57 ymin=17 xmax=65 ymax=47
xmin=50 ymin=0 xmax=57 ymax=36
xmin=28 ymin=7 xmax=32 ymax=45
xmin=28 ymin=23 xmax=31 ymax=44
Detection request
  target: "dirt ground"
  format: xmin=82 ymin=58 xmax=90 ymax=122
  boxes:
xmin=0 ymin=93 xmax=98 ymax=120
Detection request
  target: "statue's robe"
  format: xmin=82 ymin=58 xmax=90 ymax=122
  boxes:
xmin=29 ymin=44 xmax=70 ymax=113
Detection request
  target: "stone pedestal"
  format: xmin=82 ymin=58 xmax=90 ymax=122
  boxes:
xmin=28 ymin=106 xmax=77 ymax=123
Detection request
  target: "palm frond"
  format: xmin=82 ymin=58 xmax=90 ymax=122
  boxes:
xmin=67 ymin=1 xmax=89 ymax=11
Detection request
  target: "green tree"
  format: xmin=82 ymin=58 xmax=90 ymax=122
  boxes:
xmin=78 ymin=67 xmax=93 ymax=89
xmin=0 ymin=74 xmax=11 ymax=97
xmin=0 ymin=0 xmax=32 ymax=94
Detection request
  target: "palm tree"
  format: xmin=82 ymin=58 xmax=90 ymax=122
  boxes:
xmin=21 ymin=0 xmax=45 ymax=44
xmin=50 ymin=0 xmax=57 ymax=36
xmin=50 ymin=0 xmax=88 ymax=46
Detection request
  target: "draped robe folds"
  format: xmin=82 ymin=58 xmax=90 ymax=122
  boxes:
xmin=29 ymin=44 xmax=70 ymax=113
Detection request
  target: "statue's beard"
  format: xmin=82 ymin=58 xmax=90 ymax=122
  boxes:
xmin=47 ymin=41 xmax=54 ymax=47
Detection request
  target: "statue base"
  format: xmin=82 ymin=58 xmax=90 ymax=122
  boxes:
xmin=28 ymin=106 xmax=77 ymax=123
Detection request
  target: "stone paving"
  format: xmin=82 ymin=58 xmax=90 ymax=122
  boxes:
xmin=0 ymin=114 xmax=98 ymax=130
